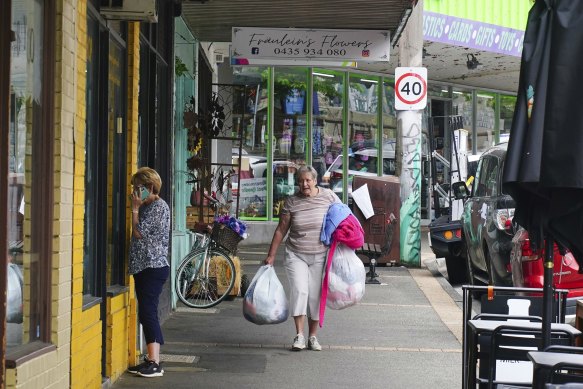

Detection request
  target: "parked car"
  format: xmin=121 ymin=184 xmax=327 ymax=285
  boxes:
xmin=427 ymin=152 xmax=483 ymax=285
xmin=452 ymin=143 xmax=515 ymax=286
xmin=250 ymin=159 xmax=299 ymax=198
xmin=322 ymin=140 xmax=397 ymax=198
xmin=250 ymin=159 xmax=298 ymax=179
xmin=510 ymin=227 xmax=583 ymax=320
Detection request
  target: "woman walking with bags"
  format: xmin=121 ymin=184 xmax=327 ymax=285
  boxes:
xmin=264 ymin=165 xmax=341 ymax=351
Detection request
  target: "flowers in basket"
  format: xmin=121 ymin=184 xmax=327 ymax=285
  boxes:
xmin=215 ymin=215 xmax=248 ymax=239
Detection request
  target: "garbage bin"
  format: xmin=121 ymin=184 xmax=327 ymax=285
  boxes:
xmin=352 ymin=175 xmax=400 ymax=265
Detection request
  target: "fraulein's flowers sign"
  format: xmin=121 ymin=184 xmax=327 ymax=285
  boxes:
xmin=232 ymin=27 xmax=390 ymax=63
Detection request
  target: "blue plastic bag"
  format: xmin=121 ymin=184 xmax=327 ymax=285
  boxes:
xmin=243 ymin=265 xmax=289 ymax=325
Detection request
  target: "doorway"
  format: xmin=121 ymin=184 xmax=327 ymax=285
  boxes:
xmin=428 ymin=98 xmax=453 ymax=220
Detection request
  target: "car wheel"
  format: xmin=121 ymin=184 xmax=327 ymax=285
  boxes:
xmin=445 ymin=255 xmax=468 ymax=285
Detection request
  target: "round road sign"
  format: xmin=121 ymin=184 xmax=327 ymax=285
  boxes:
xmin=395 ymin=67 xmax=427 ymax=110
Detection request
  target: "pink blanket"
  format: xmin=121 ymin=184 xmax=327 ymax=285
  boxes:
xmin=319 ymin=214 xmax=364 ymax=327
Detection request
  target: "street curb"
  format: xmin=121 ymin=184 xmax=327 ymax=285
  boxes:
xmin=409 ymin=267 xmax=463 ymax=345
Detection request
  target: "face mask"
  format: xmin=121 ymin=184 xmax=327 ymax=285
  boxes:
xmin=140 ymin=187 xmax=150 ymax=201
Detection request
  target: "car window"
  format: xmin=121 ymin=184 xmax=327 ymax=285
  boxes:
xmin=474 ymin=158 xmax=489 ymax=197
xmin=474 ymin=156 xmax=499 ymax=197
xmin=325 ymin=152 xmax=396 ymax=178
xmin=485 ymin=158 xmax=499 ymax=196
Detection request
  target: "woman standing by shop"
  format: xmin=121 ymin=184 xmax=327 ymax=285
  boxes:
xmin=127 ymin=167 xmax=170 ymax=378
xmin=264 ymin=165 xmax=340 ymax=351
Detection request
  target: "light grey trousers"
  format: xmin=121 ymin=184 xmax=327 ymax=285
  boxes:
xmin=284 ymin=246 xmax=327 ymax=320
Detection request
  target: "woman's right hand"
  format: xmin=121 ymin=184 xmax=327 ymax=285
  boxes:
xmin=130 ymin=191 xmax=142 ymax=211
xmin=264 ymin=254 xmax=275 ymax=266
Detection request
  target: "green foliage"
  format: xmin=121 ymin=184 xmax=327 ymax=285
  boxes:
xmin=314 ymin=77 xmax=341 ymax=100
xmin=261 ymin=69 xmax=341 ymax=101
xmin=175 ymin=56 xmax=189 ymax=77
xmin=350 ymin=82 xmax=366 ymax=94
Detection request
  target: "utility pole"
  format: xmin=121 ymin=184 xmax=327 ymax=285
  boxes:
xmin=397 ymin=0 xmax=424 ymax=267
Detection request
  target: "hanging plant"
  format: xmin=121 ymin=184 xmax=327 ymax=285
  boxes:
xmin=187 ymin=124 xmax=203 ymax=153
xmin=186 ymin=155 xmax=204 ymax=171
xmin=183 ymin=96 xmax=204 ymax=154
xmin=183 ymin=96 xmax=197 ymax=129
xmin=175 ymin=56 xmax=189 ymax=77
xmin=207 ymin=93 xmax=225 ymax=138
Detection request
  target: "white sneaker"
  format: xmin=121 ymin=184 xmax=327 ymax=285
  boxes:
xmin=308 ymin=336 xmax=322 ymax=351
xmin=292 ymin=334 xmax=306 ymax=351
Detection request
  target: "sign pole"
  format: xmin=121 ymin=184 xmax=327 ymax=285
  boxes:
xmin=396 ymin=2 xmax=424 ymax=267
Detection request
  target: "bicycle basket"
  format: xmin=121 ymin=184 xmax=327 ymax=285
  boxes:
xmin=211 ymin=222 xmax=242 ymax=253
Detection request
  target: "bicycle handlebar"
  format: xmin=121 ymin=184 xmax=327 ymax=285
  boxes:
xmin=202 ymin=193 xmax=218 ymax=204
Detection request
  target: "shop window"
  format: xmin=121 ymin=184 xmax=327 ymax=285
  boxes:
xmin=382 ymin=78 xmax=397 ymax=139
xmin=7 ymin=0 xmax=53 ymax=351
xmin=346 ymin=75 xmax=380 ymax=200
xmin=231 ymin=66 xmax=269 ymax=219
xmin=312 ymin=69 xmax=344 ymax=195
xmin=476 ymin=91 xmax=496 ymax=152
xmin=429 ymin=84 xmax=452 ymax=99
xmin=452 ymin=87 xmax=473 ymax=152
xmin=83 ymin=13 xmax=101 ymax=298
xmin=83 ymin=8 xmax=128 ymax=302
xmin=498 ymin=94 xmax=517 ymax=143
xmin=272 ymin=67 xmax=308 ymax=216
xmin=106 ymin=38 xmax=127 ymax=287
xmin=138 ymin=38 xmax=171 ymax=175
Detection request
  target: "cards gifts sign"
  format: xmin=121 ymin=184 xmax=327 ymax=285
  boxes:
xmin=232 ymin=27 xmax=390 ymax=63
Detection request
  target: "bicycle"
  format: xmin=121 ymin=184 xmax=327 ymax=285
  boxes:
xmin=175 ymin=194 xmax=240 ymax=308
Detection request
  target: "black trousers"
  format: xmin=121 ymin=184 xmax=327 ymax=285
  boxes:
xmin=134 ymin=266 xmax=169 ymax=345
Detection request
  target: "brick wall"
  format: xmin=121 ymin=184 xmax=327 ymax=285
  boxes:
xmin=124 ymin=22 xmax=141 ymax=368
xmin=68 ymin=0 xmax=105 ymax=387
xmin=5 ymin=0 xmax=76 ymax=388
xmin=6 ymin=4 xmax=142 ymax=388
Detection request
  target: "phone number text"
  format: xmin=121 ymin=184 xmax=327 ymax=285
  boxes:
xmin=273 ymin=48 xmax=347 ymax=56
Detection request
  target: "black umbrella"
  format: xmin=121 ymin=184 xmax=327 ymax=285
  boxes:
xmin=503 ymin=0 xmax=583 ymax=346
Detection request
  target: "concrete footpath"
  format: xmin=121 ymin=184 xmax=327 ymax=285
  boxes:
xmin=111 ymin=232 xmax=463 ymax=389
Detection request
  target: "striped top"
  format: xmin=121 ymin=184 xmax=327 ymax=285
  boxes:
xmin=282 ymin=187 xmax=341 ymax=254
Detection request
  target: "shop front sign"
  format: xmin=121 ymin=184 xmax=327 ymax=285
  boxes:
xmin=423 ymin=11 xmax=525 ymax=57
xmin=232 ymin=27 xmax=390 ymax=64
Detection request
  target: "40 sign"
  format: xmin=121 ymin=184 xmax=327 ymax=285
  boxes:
xmin=395 ymin=67 xmax=427 ymax=110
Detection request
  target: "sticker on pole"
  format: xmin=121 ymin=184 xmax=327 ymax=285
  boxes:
xmin=395 ymin=67 xmax=427 ymax=110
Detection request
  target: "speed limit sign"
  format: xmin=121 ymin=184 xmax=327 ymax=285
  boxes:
xmin=395 ymin=67 xmax=427 ymax=110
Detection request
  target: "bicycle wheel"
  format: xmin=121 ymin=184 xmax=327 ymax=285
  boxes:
xmin=175 ymin=247 xmax=236 ymax=308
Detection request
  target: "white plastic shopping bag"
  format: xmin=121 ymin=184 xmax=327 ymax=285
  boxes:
xmin=327 ymin=244 xmax=366 ymax=310
xmin=243 ymin=265 xmax=289 ymax=325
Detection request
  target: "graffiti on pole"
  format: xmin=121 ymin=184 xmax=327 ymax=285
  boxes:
xmin=399 ymin=114 xmax=422 ymax=266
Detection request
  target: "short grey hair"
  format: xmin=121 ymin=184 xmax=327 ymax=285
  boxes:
xmin=296 ymin=165 xmax=318 ymax=182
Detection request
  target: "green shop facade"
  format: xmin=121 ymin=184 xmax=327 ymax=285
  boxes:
xmin=180 ymin=63 xmax=518 ymax=226
xmin=170 ymin=0 xmax=530 ymax=260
